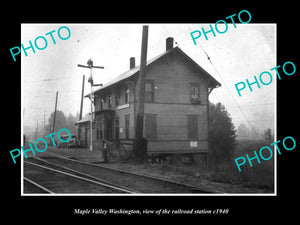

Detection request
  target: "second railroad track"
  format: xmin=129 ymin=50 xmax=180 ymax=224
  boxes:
xmin=24 ymin=154 xmax=220 ymax=194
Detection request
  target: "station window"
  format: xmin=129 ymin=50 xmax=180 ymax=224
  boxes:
xmin=125 ymin=115 xmax=130 ymax=139
xmin=145 ymin=81 xmax=154 ymax=102
xmin=187 ymin=116 xmax=198 ymax=139
xmin=115 ymin=92 xmax=120 ymax=106
xmin=100 ymin=122 xmax=103 ymax=139
xmin=115 ymin=117 xmax=120 ymax=139
xmin=190 ymin=83 xmax=200 ymax=104
xmin=108 ymin=95 xmax=112 ymax=108
xmin=96 ymin=123 xmax=100 ymax=140
xmin=100 ymin=98 xmax=103 ymax=110
xmin=125 ymin=88 xmax=130 ymax=104
xmin=145 ymin=114 xmax=157 ymax=140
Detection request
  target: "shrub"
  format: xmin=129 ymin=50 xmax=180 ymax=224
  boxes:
xmin=208 ymin=102 xmax=237 ymax=169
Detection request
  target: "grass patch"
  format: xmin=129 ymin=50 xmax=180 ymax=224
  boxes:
xmin=107 ymin=141 xmax=274 ymax=193
xmin=204 ymin=139 xmax=274 ymax=191
xmin=146 ymin=140 xmax=274 ymax=192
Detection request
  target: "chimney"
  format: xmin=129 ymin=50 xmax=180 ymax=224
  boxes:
xmin=166 ymin=37 xmax=174 ymax=51
xmin=130 ymin=57 xmax=135 ymax=69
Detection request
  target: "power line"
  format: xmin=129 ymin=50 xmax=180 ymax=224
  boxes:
xmin=212 ymin=91 xmax=274 ymax=137
xmin=162 ymin=26 xmax=172 ymax=37
xmin=161 ymin=26 xmax=267 ymax=142
xmin=24 ymin=76 xmax=82 ymax=84
xmin=224 ymin=103 xmax=275 ymax=108
xmin=187 ymin=25 xmax=265 ymax=143
xmin=162 ymin=26 xmax=179 ymax=47
xmin=209 ymin=88 xmax=256 ymax=140
xmin=234 ymin=119 xmax=274 ymax=122
xmin=211 ymin=92 xmax=274 ymax=123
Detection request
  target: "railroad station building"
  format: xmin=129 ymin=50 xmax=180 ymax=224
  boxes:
xmin=76 ymin=37 xmax=221 ymax=156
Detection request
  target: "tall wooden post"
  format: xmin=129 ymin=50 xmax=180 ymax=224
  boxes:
xmin=44 ymin=114 xmax=46 ymax=136
xmin=78 ymin=75 xmax=85 ymax=143
xmin=79 ymin=75 xmax=85 ymax=121
xmin=134 ymin=25 xmax=149 ymax=163
xmin=89 ymin=71 xmax=93 ymax=151
xmin=35 ymin=120 xmax=38 ymax=139
xmin=78 ymin=59 xmax=104 ymax=151
xmin=52 ymin=91 xmax=58 ymax=133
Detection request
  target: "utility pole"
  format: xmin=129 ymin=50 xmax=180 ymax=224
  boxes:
xmin=44 ymin=114 xmax=46 ymax=136
xmin=35 ymin=120 xmax=38 ymax=139
xmin=79 ymin=75 xmax=85 ymax=121
xmin=78 ymin=75 xmax=85 ymax=143
xmin=52 ymin=91 xmax=58 ymax=133
xmin=78 ymin=59 xmax=104 ymax=151
xmin=134 ymin=25 xmax=149 ymax=163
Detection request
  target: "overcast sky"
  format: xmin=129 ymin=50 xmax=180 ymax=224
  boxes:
xmin=22 ymin=23 xmax=276 ymax=136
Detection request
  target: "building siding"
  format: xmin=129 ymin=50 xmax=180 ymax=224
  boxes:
xmin=77 ymin=46 xmax=218 ymax=154
xmin=144 ymin=51 xmax=209 ymax=105
xmin=142 ymin=50 xmax=209 ymax=153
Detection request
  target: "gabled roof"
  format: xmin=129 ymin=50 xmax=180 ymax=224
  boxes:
xmin=92 ymin=47 xmax=221 ymax=95
xmin=75 ymin=114 xmax=91 ymax=125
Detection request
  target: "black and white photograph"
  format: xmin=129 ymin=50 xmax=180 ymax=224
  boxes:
xmin=21 ymin=23 xmax=276 ymax=195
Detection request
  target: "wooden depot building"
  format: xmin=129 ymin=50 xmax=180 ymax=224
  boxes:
xmin=76 ymin=37 xmax=221 ymax=156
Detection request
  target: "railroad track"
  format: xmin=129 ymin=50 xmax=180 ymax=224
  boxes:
xmin=24 ymin=161 xmax=136 ymax=194
xmin=24 ymin=155 xmax=219 ymax=194
xmin=24 ymin=177 xmax=54 ymax=194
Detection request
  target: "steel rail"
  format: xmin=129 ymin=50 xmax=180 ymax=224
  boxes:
xmin=36 ymin=153 xmax=221 ymax=193
xmin=31 ymin=157 xmax=139 ymax=194
xmin=24 ymin=161 xmax=136 ymax=194
xmin=24 ymin=176 xmax=54 ymax=194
